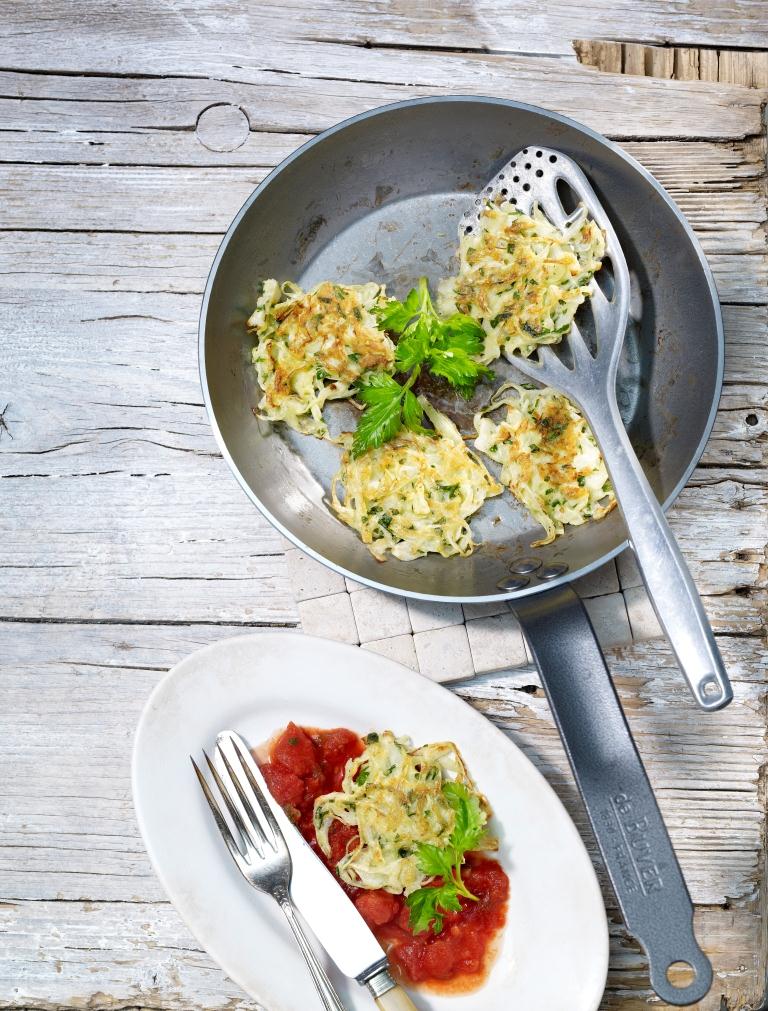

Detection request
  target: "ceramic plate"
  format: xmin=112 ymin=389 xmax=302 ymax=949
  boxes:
xmin=132 ymin=632 xmax=608 ymax=1010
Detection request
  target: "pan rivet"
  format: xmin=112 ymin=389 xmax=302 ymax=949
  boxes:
xmin=509 ymin=557 xmax=542 ymax=574
xmin=539 ymin=564 xmax=569 ymax=580
xmin=497 ymin=576 xmax=530 ymax=591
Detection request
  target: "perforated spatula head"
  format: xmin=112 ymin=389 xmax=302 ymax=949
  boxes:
xmin=460 ymin=145 xmax=630 ymax=401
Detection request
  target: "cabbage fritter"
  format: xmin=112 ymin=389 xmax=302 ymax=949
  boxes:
xmin=474 ymin=385 xmax=616 ymax=546
xmin=248 ymin=279 xmax=395 ymax=438
xmin=438 ymin=202 xmax=605 ymax=363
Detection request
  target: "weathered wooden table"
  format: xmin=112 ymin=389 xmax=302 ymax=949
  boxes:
xmin=2 ymin=4 xmax=767 ymax=1009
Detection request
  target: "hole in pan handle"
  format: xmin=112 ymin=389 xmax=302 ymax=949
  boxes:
xmin=513 ymin=584 xmax=713 ymax=1007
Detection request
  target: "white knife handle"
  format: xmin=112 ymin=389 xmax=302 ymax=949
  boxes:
xmin=374 ymin=984 xmax=418 ymax=1011
xmin=279 ymin=898 xmax=346 ymax=1011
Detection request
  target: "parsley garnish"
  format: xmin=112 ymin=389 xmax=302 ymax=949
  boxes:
xmin=374 ymin=277 xmax=494 ymax=398
xmin=351 ymin=279 xmax=495 ymax=456
xmin=351 ymin=371 xmax=431 ymax=458
xmin=405 ymin=782 xmax=487 ymax=935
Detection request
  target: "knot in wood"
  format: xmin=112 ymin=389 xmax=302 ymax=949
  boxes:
xmin=196 ymin=104 xmax=250 ymax=152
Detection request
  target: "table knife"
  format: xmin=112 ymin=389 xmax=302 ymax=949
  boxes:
xmin=216 ymin=730 xmax=417 ymax=1011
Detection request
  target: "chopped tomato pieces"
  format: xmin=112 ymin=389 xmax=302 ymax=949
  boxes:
xmin=355 ymin=889 xmax=400 ymax=927
xmin=271 ymin=722 xmax=319 ymax=777
xmin=259 ymin=724 xmax=508 ymax=990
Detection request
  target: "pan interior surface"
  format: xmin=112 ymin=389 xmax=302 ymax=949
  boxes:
xmin=202 ymin=98 xmax=721 ymax=601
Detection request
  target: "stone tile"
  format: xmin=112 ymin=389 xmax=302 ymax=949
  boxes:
xmin=350 ymin=588 xmax=411 ymax=643
xmin=583 ymin=592 xmax=632 ymax=650
xmin=624 ymin=586 xmax=663 ymax=641
xmin=407 ymin=599 xmax=465 ymax=633
xmin=362 ymin=634 xmax=419 ymax=671
xmin=298 ymin=592 xmax=359 ymax=645
xmin=617 ymin=549 xmax=644 ymax=590
xmin=413 ymin=625 xmax=474 ymax=682
xmin=345 ymin=577 xmax=365 ymax=593
xmin=466 ymin=614 xmax=527 ymax=673
xmin=285 ymin=548 xmax=346 ymax=601
xmin=572 ymin=559 xmax=620 ymax=598
xmin=462 ymin=600 xmax=510 ymax=621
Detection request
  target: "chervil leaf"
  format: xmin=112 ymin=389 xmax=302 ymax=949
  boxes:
xmin=443 ymin=782 xmax=485 ymax=854
xmin=395 ymin=316 xmax=432 ymax=371
xmin=427 ymin=347 xmax=494 ymax=398
xmin=437 ymin=314 xmax=486 ymax=357
xmin=356 ymin=371 xmax=403 ymax=405
xmin=352 ymin=375 xmax=406 ymax=457
xmin=406 ymin=882 xmax=463 ymax=935
xmin=414 ymin=842 xmax=455 ymax=880
xmin=401 ymin=389 xmax=432 ymax=436
xmin=373 ymin=286 xmax=422 ymax=334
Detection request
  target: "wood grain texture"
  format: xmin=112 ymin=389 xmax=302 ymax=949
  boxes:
xmin=1 ymin=3 xmax=767 ymax=1009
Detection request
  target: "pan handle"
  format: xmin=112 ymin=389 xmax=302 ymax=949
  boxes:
xmin=514 ymin=584 xmax=712 ymax=1006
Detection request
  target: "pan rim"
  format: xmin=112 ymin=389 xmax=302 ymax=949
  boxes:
xmin=199 ymin=94 xmax=724 ymax=604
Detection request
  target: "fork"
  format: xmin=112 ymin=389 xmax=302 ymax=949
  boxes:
xmin=192 ymin=741 xmax=347 ymax=1011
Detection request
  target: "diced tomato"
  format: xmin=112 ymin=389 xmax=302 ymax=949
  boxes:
xmin=270 ymin=722 xmax=319 ymax=777
xmin=260 ymin=723 xmax=509 ymax=991
xmin=355 ymin=889 xmax=401 ymax=927
xmin=316 ymin=727 xmax=363 ymax=767
xmin=260 ymin=761 xmax=305 ymax=807
xmin=327 ymin=821 xmax=359 ymax=866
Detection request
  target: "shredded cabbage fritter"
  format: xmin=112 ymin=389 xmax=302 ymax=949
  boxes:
xmin=313 ymin=731 xmax=494 ymax=895
xmin=248 ymin=279 xmax=395 ymax=438
xmin=438 ymin=202 xmax=605 ymax=363
xmin=474 ymin=384 xmax=616 ymax=546
xmin=331 ymin=399 xmax=501 ymax=561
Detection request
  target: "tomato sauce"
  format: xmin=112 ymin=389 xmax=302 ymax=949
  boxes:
xmin=260 ymin=722 xmax=509 ymax=990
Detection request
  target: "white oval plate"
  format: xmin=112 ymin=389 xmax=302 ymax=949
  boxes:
xmin=132 ymin=632 xmax=608 ymax=1011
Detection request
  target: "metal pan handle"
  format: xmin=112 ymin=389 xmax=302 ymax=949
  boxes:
xmin=514 ymin=584 xmax=712 ymax=1006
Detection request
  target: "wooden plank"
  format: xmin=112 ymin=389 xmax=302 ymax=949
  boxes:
xmin=622 ymin=43 xmax=647 ymax=78
xmin=700 ymin=49 xmax=720 ymax=83
xmin=644 ymin=44 xmax=674 ymax=80
xmin=0 ymin=53 xmax=762 ymax=144
xmin=673 ymin=47 xmax=701 ymax=81
xmin=2 ymin=0 xmax=768 ymax=60
xmin=719 ymin=48 xmax=756 ymax=88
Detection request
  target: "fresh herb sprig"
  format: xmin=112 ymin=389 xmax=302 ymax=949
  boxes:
xmin=351 ymin=371 xmax=430 ymax=458
xmin=405 ymin=781 xmax=488 ymax=935
xmin=351 ymin=279 xmax=493 ymax=457
xmin=375 ymin=277 xmax=494 ymax=397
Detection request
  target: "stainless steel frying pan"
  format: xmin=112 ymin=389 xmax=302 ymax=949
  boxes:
xmin=200 ymin=97 xmax=725 ymax=1005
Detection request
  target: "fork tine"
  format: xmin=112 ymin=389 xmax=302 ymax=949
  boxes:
xmin=216 ymin=744 xmax=273 ymax=853
xmin=190 ymin=756 xmax=249 ymax=874
xmin=203 ymin=749 xmax=263 ymax=858
xmin=229 ymin=733 xmax=286 ymax=849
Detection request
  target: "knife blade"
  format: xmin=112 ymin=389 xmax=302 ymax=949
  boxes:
xmin=215 ymin=729 xmax=392 ymax=985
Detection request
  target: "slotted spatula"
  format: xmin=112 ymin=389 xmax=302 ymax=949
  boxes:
xmin=461 ymin=146 xmax=731 ymax=713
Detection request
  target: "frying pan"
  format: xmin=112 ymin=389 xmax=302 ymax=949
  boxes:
xmin=200 ymin=97 xmax=725 ymax=1005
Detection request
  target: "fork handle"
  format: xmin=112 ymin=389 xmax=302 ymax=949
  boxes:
xmin=590 ymin=400 xmax=732 ymax=711
xmin=279 ymin=897 xmax=347 ymax=1011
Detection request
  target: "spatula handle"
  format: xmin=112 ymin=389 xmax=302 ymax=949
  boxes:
xmin=589 ymin=400 xmax=732 ymax=711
